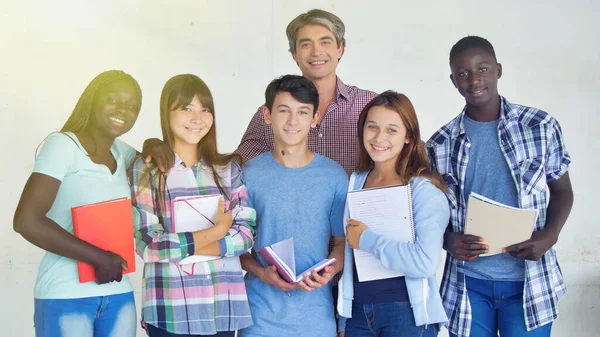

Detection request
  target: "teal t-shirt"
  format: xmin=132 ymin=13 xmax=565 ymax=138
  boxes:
xmin=239 ymin=152 xmax=348 ymax=337
xmin=32 ymin=132 xmax=136 ymax=299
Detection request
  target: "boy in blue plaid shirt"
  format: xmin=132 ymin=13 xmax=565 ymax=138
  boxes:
xmin=427 ymin=36 xmax=574 ymax=337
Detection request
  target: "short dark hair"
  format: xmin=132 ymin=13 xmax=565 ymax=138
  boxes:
xmin=264 ymin=75 xmax=319 ymax=114
xmin=449 ymin=36 xmax=497 ymax=65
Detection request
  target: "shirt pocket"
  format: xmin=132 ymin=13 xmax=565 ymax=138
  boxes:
xmin=518 ymin=157 xmax=546 ymax=195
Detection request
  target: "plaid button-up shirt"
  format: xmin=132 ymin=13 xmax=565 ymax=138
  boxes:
xmin=129 ymin=155 xmax=256 ymax=335
xmin=235 ymin=77 xmax=377 ymax=176
xmin=426 ymin=96 xmax=571 ymax=337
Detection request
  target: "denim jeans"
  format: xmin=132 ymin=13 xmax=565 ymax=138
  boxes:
xmin=449 ymin=276 xmax=552 ymax=337
xmin=146 ymin=324 xmax=235 ymax=337
xmin=345 ymin=301 xmax=438 ymax=337
xmin=34 ymin=291 xmax=136 ymax=337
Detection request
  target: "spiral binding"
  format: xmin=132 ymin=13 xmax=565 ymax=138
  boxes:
xmin=406 ymin=181 xmax=416 ymax=243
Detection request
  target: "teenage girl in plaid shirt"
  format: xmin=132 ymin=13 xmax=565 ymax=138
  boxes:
xmin=129 ymin=74 xmax=256 ymax=337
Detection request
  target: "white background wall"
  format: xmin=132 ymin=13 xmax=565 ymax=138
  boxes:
xmin=1 ymin=1 xmax=598 ymax=336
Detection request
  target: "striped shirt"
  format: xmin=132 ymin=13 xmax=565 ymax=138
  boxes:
xmin=129 ymin=154 xmax=256 ymax=335
xmin=426 ymin=96 xmax=571 ymax=337
xmin=235 ymin=77 xmax=377 ymax=176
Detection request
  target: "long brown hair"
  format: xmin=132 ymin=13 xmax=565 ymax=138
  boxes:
xmin=356 ymin=90 xmax=446 ymax=192
xmin=132 ymin=74 xmax=241 ymax=207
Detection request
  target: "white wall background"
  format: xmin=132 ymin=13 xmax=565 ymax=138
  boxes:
xmin=1 ymin=1 xmax=598 ymax=336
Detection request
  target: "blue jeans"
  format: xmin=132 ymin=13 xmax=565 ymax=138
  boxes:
xmin=345 ymin=301 xmax=438 ymax=337
xmin=34 ymin=292 xmax=136 ymax=337
xmin=449 ymin=277 xmax=552 ymax=337
xmin=146 ymin=324 xmax=235 ymax=337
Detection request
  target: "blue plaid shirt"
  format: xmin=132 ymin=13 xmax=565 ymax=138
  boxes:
xmin=426 ymin=96 xmax=571 ymax=337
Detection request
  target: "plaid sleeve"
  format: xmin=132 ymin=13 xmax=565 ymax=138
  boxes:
xmin=235 ymin=105 xmax=271 ymax=161
xmin=545 ymin=117 xmax=571 ymax=182
xmin=426 ymin=139 xmax=438 ymax=173
xmin=218 ymin=161 xmax=256 ymax=257
xmin=129 ymin=158 xmax=195 ymax=262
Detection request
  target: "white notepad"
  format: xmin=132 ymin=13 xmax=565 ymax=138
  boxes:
xmin=464 ymin=192 xmax=538 ymax=256
xmin=347 ymin=184 xmax=415 ymax=282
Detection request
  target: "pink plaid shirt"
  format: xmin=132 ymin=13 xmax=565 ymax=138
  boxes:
xmin=236 ymin=77 xmax=376 ymax=175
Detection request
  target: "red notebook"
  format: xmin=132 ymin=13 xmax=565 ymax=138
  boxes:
xmin=71 ymin=197 xmax=136 ymax=283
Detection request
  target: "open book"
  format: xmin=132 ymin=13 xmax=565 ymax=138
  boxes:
xmin=258 ymin=237 xmax=336 ymax=283
xmin=347 ymin=184 xmax=415 ymax=282
xmin=171 ymin=194 xmax=222 ymax=265
xmin=465 ymin=192 xmax=538 ymax=256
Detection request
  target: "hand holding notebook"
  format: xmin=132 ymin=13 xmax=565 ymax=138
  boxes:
xmin=464 ymin=193 xmax=538 ymax=256
xmin=171 ymin=194 xmax=225 ymax=266
xmin=71 ymin=197 xmax=136 ymax=283
xmin=259 ymin=237 xmax=336 ymax=284
xmin=503 ymin=229 xmax=557 ymax=261
xmin=347 ymin=184 xmax=415 ymax=282
xmin=93 ymin=251 xmax=130 ymax=284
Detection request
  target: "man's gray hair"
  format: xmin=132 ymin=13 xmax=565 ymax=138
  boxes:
xmin=286 ymin=9 xmax=346 ymax=54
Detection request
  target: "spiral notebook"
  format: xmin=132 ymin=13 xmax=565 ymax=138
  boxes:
xmin=347 ymin=184 xmax=415 ymax=282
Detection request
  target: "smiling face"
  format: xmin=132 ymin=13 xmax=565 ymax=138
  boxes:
xmin=264 ymin=91 xmax=318 ymax=149
xmin=89 ymin=79 xmax=140 ymax=138
xmin=362 ymin=105 xmax=409 ymax=167
xmin=450 ymin=47 xmax=502 ymax=113
xmin=169 ymin=94 xmax=214 ymax=149
xmin=292 ymin=24 xmax=344 ymax=82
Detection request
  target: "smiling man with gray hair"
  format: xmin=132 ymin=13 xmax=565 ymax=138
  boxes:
xmin=236 ymin=9 xmax=376 ymax=176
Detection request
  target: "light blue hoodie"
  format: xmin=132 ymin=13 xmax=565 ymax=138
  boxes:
xmin=338 ymin=172 xmax=450 ymax=331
